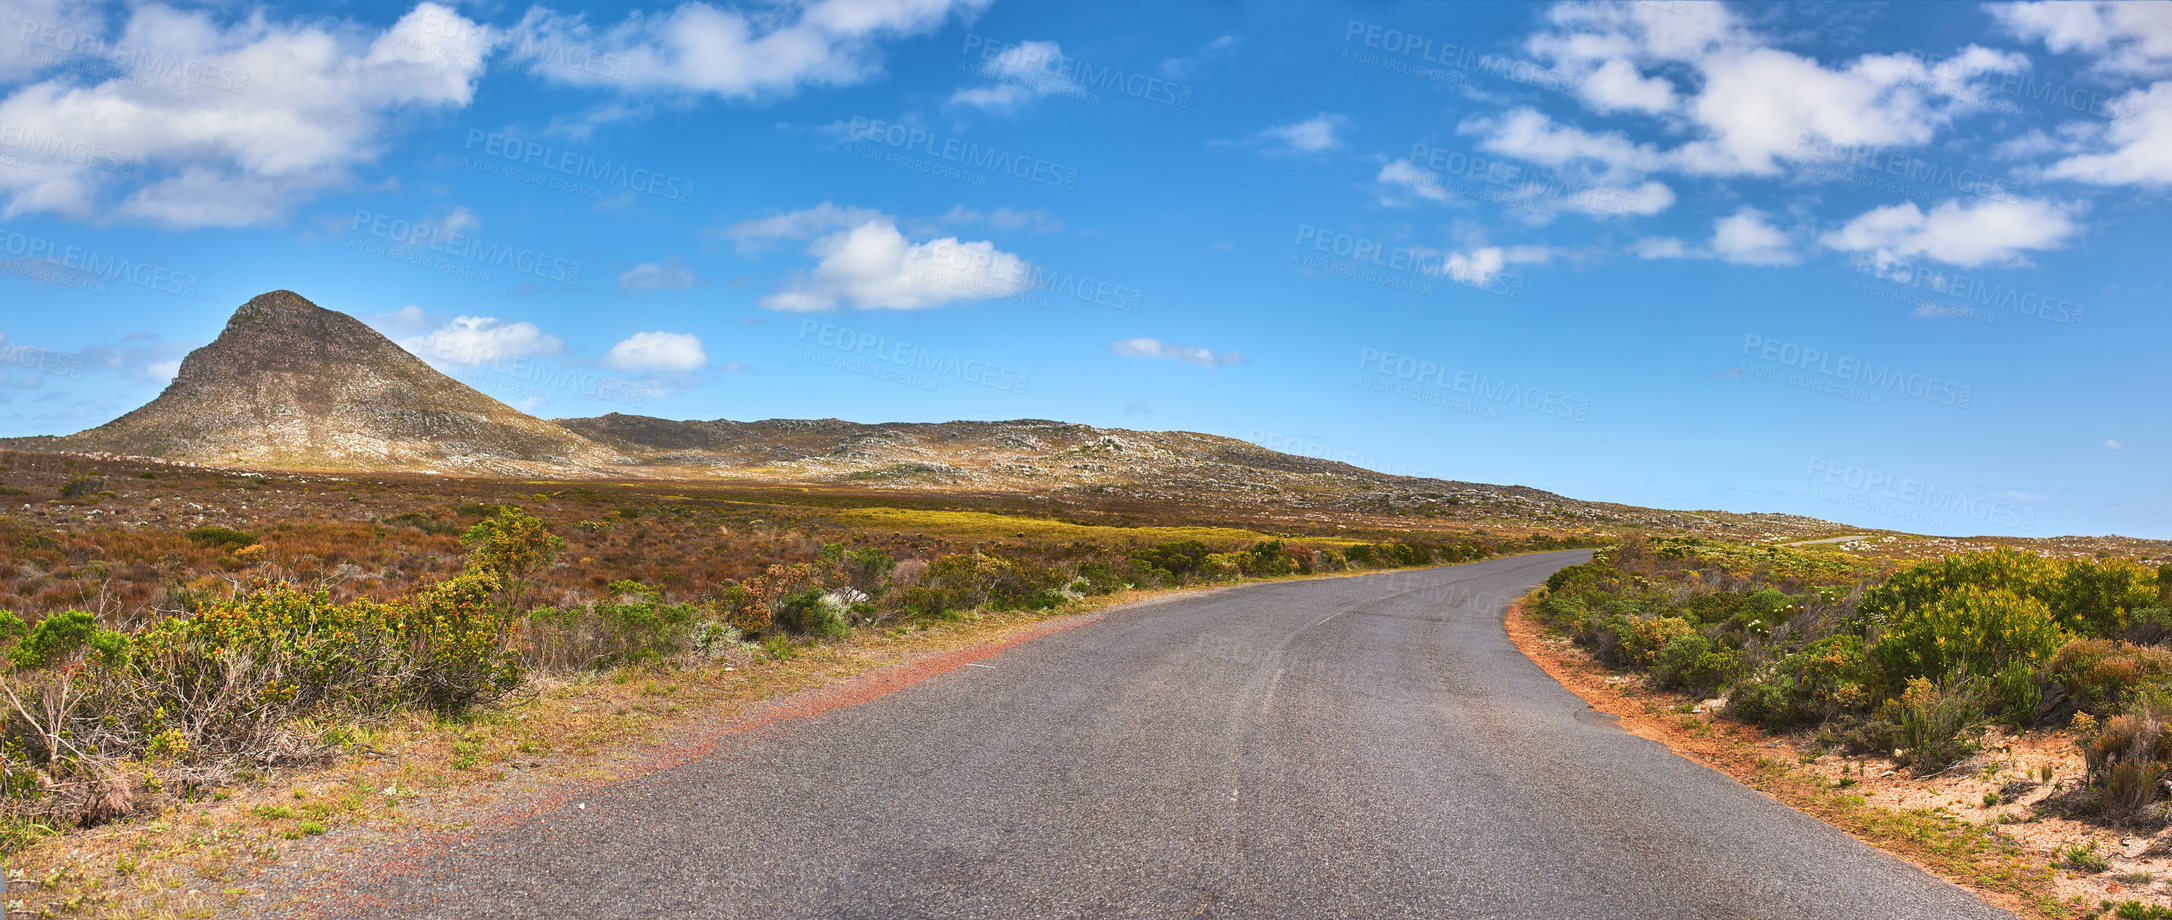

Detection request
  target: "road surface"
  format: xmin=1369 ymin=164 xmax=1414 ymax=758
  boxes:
xmin=344 ymin=550 xmax=2009 ymax=919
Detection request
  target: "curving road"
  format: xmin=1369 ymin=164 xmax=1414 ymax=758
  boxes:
xmin=347 ymin=550 xmax=2010 ymax=919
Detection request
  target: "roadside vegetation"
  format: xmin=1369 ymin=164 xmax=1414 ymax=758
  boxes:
xmin=1532 ymin=535 xmax=2172 ymax=916
xmin=0 ymin=497 xmax=1586 ymax=856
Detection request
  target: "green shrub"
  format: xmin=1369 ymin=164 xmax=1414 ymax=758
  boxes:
xmin=184 ymin=526 xmax=258 ymax=550
xmin=1862 ymin=549 xmax=2158 ymax=640
xmin=1869 ymin=585 xmax=2067 ymax=711
xmin=1131 ymin=540 xmax=1210 ymax=578
xmin=1650 ymin=632 xmax=1738 ymax=696
xmin=461 ymin=508 xmax=564 ymax=609
xmin=6 ymin=610 xmax=128 ymax=670
xmin=1729 ymin=635 xmax=1875 ymax=729
xmin=772 ymin=588 xmax=848 ymax=641
xmin=57 ymin=476 xmax=103 ymax=499
xmin=1891 ymin=676 xmax=1986 ymax=774
xmin=1239 ymin=540 xmax=1294 ymax=577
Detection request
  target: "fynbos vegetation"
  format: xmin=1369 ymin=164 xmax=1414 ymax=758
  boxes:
xmin=1536 ymin=536 xmax=2172 ymax=820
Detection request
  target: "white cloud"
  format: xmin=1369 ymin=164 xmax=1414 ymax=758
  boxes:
xmin=2041 ymin=81 xmax=2172 ymax=185
xmin=1461 ymin=108 xmax=1667 ymax=179
xmin=1375 ymin=159 xmax=1454 ymax=205
xmin=605 ymin=331 xmax=707 ymax=371
xmin=0 ymin=3 xmax=492 ymax=227
xmin=1257 ymin=114 xmax=1347 ymax=153
xmin=1993 ymin=1 xmax=2172 ymax=76
xmin=2106 ymin=439 xmax=2126 ymax=450
xmin=145 ymin=359 xmax=182 ymax=383
xmin=950 ymin=39 xmax=1086 ymax=113
xmin=619 ymin=256 xmax=697 ymax=291
xmin=1710 ymin=207 xmax=1799 ymax=265
xmin=1108 ymin=337 xmax=1244 ymax=369
xmin=1564 ymin=180 xmax=1675 ymax=218
xmin=1673 ymin=46 xmax=2025 ymax=176
xmin=940 ymin=205 xmax=1064 ymax=232
xmin=401 ymin=316 xmax=566 ymax=368
xmin=1436 ymin=245 xmax=1552 ymax=286
xmin=722 ymin=201 xmax=888 ymax=250
xmin=1500 ymin=2 xmax=2028 ymax=178
xmin=508 ymin=0 xmax=992 ymax=99
xmin=1628 ymin=209 xmax=1797 ymax=265
xmin=1819 ymin=197 xmax=2078 ymax=268
xmin=762 ymin=216 xmax=1032 ymax=312
xmin=1580 ymin=58 xmax=1677 ymax=114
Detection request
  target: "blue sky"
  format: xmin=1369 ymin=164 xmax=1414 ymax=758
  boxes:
xmin=0 ymin=0 xmax=2165 ymax=539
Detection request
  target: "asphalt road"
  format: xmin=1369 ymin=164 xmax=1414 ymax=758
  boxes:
xmin=348 ymin=550 xmax=2011 ymax=919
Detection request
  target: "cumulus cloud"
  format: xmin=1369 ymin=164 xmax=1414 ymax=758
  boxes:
xmin=1485 ymin=1 xmax=2030 ymax=180
xmin=618 ymin=256 xmax=697 ymax=291
xmin=0 ymin=3 xmax=492 ymax=227
xmin=1631 ymin=208 xmax=1797 ymax=265
xmin=507 ymin=0 xmax=991 ymax=99
xmin=1461 ymin=108 xmax=1666 ymax=180
xmin=1108 ymin=337 xmax=1244 ymax=369
xmin=401 ymin=316 xmax=566 ymax=368
xmin=1580 ymin=57 xmax=1678 ymax=114
xmin=1436 ymin=245 xmax=1552 ymax=286
xmin=1672 ymin=46 xmax=2027 ymax=176
xmin=1992 ymin=1 xmax=2172 ymax=76
xmin=1710 ymin=208 xmax=1800 ymax=266
xmin=951 ymin=39 xmax=1086 ymax=113
xmin=1256 ymin=113 xmax=1347 ymax=153
xmin=1818 ymin=197 xmax=2079 ymax=268
xmin=1375 ymin=160 xmax=1454 ymax=206
xmin=2040 ymin=81 xmax=2172 ymax=185
xmin=721 ymin=201 xmax=887 ymax=250
xmin=760 ymin=214 xmax=1032 ymax=312
xmin=604 ymin=331 xmax=707 ymax=371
